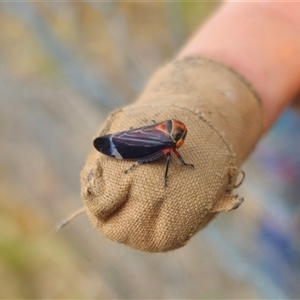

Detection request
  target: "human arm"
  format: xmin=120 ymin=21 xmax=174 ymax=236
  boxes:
xmin=179 ymin=2 xmax=300 ymax=131
xmin=80 ymin=3 xmax=300 ymax=252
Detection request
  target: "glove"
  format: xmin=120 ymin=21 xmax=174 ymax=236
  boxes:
xmin=80 ymin=56 xmax=262 ymax=252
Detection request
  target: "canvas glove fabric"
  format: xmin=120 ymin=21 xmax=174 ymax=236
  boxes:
xmin=81 ymin=57 xmax=262 ymax=252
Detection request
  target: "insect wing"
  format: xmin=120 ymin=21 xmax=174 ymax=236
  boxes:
xmin=93 ymin=135 xmax=113 ymax=156
xmin=94 ymin=121 xmax=174 ymax=160
xmin=110 ymin=125 xmax=174 ymax=159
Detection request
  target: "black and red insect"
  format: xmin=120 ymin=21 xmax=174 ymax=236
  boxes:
xmin=93 ymin=119 xmax=194 ymax=185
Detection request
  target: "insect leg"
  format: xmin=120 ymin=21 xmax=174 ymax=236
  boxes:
xmin=164 ymin=152 xmax=171 ymax=186
xmin=172 ymin=148 xmax=194 ymax=168
xmin=124 ymin=162 xmax=138 ymax=174
xmin=124 ymin=149 xmax=167 ymax=174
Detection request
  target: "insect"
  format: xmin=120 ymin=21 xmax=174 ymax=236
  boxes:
xmin=93 ymin=119 xmax=194 ymax=185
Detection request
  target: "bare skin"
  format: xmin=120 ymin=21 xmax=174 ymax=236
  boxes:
xmin=178 ymin=2 xmax=300 ymax=133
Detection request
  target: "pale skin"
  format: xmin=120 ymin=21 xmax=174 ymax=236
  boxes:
xmin=178 ymin=2 xmax=300 ymax=133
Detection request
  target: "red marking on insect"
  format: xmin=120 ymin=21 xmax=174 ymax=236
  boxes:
xmin=93 ymin=119 xmax=194 ymax=185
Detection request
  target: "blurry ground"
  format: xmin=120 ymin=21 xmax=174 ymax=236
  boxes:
xmin=1 ymin=2 xmax=299 ymax=299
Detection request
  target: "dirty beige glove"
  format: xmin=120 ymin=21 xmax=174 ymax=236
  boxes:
xmin=81 ymin=57 xmax=262 ymax=252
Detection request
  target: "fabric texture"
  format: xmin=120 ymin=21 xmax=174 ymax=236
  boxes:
xmin=81 ymin=57 xmax=263 ymax=252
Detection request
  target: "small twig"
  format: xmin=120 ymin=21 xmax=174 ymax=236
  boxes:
xmin=56 ymin=207 xmax=86 ymax=230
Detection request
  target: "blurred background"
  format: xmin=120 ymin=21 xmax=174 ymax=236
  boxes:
xmin=1 ymin=2 xmax=300 ymax=299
